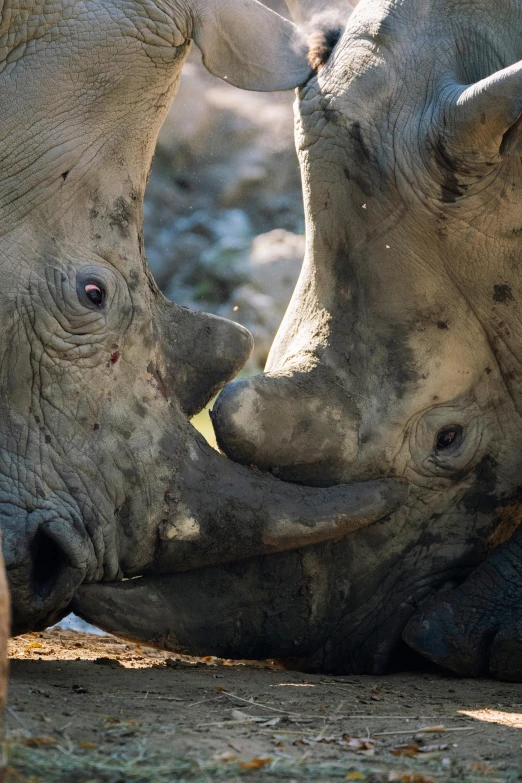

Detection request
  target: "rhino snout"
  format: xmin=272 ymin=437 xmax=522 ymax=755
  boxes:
xmin=4 ymin=511 xmax=91 ymax=635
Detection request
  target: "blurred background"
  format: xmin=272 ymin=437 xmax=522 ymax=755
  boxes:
xmin=144 ymin=0 xmax=304 ymax=387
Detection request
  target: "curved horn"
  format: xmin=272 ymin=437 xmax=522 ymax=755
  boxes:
xmin=443 ymin=60 xmax=522 ymax=159
xmin=145 ymin=431 xmax=408 ymax=573
xmin=188 ymin=0 xmax=313 ymax=91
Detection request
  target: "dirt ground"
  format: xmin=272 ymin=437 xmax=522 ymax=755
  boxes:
xmin=3 ymin=628 xmax=522 ymax=782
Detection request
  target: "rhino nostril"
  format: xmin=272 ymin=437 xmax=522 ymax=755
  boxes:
xmin=31 ymin=529 xmax=69 ymax=600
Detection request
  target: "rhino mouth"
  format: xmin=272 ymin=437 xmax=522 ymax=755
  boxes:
xmin=72 ymin=456 xmax=410 ymax=673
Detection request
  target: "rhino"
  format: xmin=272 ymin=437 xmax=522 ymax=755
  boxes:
xmin=77 ymin=0 xmax=522 ymax=682
xmin=1 ymin=0 xmax=409 ymax=636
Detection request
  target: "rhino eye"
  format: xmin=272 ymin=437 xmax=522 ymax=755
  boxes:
xmin=435 ymin=425 xmax=463 ymax=452
xmin=83 ymin=282 xmax=105 ymax=308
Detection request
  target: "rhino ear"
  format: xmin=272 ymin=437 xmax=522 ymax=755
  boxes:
xmin=446 ymin=60 xmax=522 ymax=159
xmin=191 ymin=0 xmax=312 ymax=91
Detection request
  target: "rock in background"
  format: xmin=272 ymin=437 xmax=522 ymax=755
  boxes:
xmin=144 ymin=0 xmax=305 ymax=371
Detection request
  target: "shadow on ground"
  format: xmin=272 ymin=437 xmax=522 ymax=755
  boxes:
xmin=4 ymin=629 xmax=522 ymax=782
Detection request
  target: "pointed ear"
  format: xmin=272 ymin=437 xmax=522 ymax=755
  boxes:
xmin=191 ymin=0 xmax=312 ymax=91
xmin=444 ymin=60 xmax=522 ymax=160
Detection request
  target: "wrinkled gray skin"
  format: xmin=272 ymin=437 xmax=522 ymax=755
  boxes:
xmin=1 ymin=0 xmax=409 ymax=635
xmin=78 ymin=0 xmax=522 ymax=679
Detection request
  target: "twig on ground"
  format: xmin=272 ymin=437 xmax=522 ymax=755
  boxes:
xmin=222 ymin=691 xmax=299 ymax=716
xmin=373 ymin=726 xmax=477 ymax=737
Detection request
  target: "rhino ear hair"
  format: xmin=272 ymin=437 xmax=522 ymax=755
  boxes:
xmin=284 ymin=0 xmax=353 ymax=26
xmin=447 ymin=60 xmax=522 ymax=159
xmin=191 ymin=0 xmax=312 ymax=91
xmin=284 ymin=1 xmax=352 ymax=72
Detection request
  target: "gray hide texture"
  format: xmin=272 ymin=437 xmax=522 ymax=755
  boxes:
xmin=79 ymin=0 xmax=522 ymax=680
xmin=1 ymin=0 xmax=407 ymax=634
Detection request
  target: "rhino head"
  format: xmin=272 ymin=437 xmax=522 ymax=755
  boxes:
xmin=2 ymin=0 xmax=408 ymax=635
xmin=77 ymin=0 xmax=522 ymax=674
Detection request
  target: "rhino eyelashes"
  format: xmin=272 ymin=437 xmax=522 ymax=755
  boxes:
xmin=435 ymin=425 xmax=463 ymax=453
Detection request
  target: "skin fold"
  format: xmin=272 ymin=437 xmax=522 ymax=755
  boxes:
xmin=0 ymin=0 xmax=408 ymax=635
xmin=79 ymin=0 xmax=522 ymax=678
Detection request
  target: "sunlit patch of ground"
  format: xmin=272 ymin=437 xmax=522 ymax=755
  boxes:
xmin=460 ymin=709 xmax=522 ymax=729
xmin=4 ymin=629 xmax=522 ymax=781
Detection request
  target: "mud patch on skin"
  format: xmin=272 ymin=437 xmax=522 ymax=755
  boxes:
xmin=433 ymin=138 xmax=469 ymax=203
xmin=382 ymin=329 xmax=418 ymax=400
xmin=460 ymin=456 xmax=522 ymax=549
xmin=462 ymin=455 xmax=499 ymax=514
xmin=493 ymin=284 xmax=515 ymax=303
xmin=108 ymin=197 xmax=134 ymax=238
xmin=147 ymin=362 xmax=169 ymax=399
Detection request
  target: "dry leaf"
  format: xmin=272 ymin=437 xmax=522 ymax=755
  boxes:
xmin=262 ymin=717 xmax=280 ymax=727
xmin=24 ymin=643 xmax=43 ymax=653
xmin=346 ymin=773 xmax=366 ymax=780
xmin=238 ymin=757 xmax=273 ymax=770
xmin=345 ymin=738 xmax=374 ymax=751
xmin=415 ymin=725 xmax=445 ymax=734
xmin=215 ymin=686 xmax=227 ymax=693
xmin=213 ymin=751 xmax=236 ymax=762
xmin=392 ymin=744 xmax=419 ymax=757
xmin=78 ymin=742 xmax=97 ymax=750
xmin=231 ymin=710 xmax=266 ymax=722
xmin=419 ymin=743 xmax=448 ymax=753
xmin=19 ymin=737 xmax=57 ymax=747
xmin=230 ymin=710 xmax=269 ymax=724
xmin=469 ymin=763 xmax=494 ymax=774
xmin=388 ymin=775 xmax=436 ymax=783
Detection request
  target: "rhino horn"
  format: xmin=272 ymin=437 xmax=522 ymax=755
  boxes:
xmin=142 ymin=430 xmax=407 ymax=574
xmin=444 ymin=60 xmax=522 ymax=158
xmin=190 ymin=0 xmax=312 ymax=91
